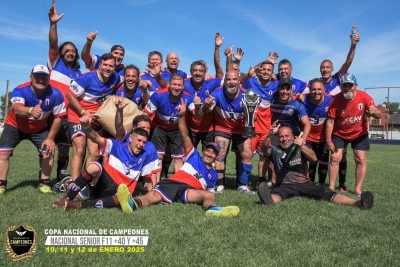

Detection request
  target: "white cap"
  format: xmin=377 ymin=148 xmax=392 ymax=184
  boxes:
xmin=31 ymin=64 xmax=50 ymax=75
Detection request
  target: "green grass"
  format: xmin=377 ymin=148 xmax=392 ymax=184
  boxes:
xmin=1 ymin=141 xmax=399 ymax=266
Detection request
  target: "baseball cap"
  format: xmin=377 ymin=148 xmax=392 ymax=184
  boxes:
xmin=205 ymin=142 xmax=221 ymax=154
xmin=341 ymin=73 xmax=357 ymax=84
xmin=31 ymin=64 xmax=50 ymax=75
xmin=110 ymin=45 xmax=125 ymax=53
xmin=279 ymin=77 xmax=292 ymax=88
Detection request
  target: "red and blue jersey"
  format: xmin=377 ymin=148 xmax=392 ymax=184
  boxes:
xmin=6 ymin=82 xmax=66 ymax=134
xmin=209 ymin=87 xmax=246 ymax=134
xmin=115 ymin=87 xmax=144 ymax=107
xmin=308 ymin=72 xmax=342 ymax=96
xmin=67 ymin=71 xmax=123 ymax=123
xmin=144 ymin=89 xmax=195 ymax=131
xmin=184 ymin=78 xmax=222 ymax=133
xmin=47 ymin=53 xmax=81 ymax=107
xmin=271 ymin=97 xmax=308 ymax=135
xmin=120 ymin=132 xmax=161 ymax=174
xmin=167 ymin=146 xmax=217 ymax=190
xmin=242 ymin=78 xmax=279 ymax=134
xmin=99 ymin=139 xmax=153 ymax=193
xmin=86 ymin=54 xmax=125 ymax=76
xmin=302 ymin=95 xmax=333 ymax=142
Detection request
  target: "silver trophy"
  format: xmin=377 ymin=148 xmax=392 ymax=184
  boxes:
xmin=242 ymin=88 xmax=259 ymax=138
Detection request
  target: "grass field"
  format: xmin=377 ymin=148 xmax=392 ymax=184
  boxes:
xmin=1 ymin=141 xmax=399 ymax=266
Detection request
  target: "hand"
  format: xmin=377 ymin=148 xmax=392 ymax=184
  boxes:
xmin=194 ymin=93 xmax=201 ymax=106
xmin=269 ymin=120 xmax=281 ymax=136
xmin=215 ymin=32 xmax=225 ymax=48
xmin=234 ymin=47 xmax=244 ymax=61
xmin=139 ymin=80 xmax=151 ymax=91
xmin=115 ymin=93 xmax=128 ymax=110
xmin=31 ymin=100 xmax=43 ymax=119
xmin=247 ymin=65 xmax=255 ymax=77
xmin=271 ymin=73 xmax=277 ymax=82
xmin=293 ymin=136 xmax=305 ymax=147
xmin=224 ymin=46 xmax=233 ymax=58
xmin=326 ymin=142 xmax=338 ymax=153
xmin=80 ymin=113 xmax=93 ymax=128
xmin=146 ymin=62 xmax=161 ymax=77
xmin=48 ymin=4 xmax=64 ymax=24
xmin=365 ymin=100 xmax=378 ymax=117
xmin=350 ymin=33 xmax=360 ymax=45
xmin=296 ymin=93 xmax=305 ymax=103
xmin=267 ymin=51 xmax=279 ymax=64
xmin=86 ymin=31 xmax=98 ymax=44
xmin=203 ymin=95 xmax=214 ymax=108
xmin=176 ymin=98 xmax=187 ymax=117
xmin=41 ymin=138 xmax=56 ymax=157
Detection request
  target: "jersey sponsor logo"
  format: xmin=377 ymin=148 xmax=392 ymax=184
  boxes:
xmin=194 ymin=173 xmax=203 ymax=180
xmin=96 ymin=95 xmax=109 ymax=103
xmin=341 ymin=115 xmax=362 ymax=125
xmin=358 ymin=103 xmax=363 ymax=110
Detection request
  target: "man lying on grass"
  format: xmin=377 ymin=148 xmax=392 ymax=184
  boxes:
xmin=117 ymin=98 xmax=240 ymax=217
xmin=257 ymin=120 xmax=374 ymax=209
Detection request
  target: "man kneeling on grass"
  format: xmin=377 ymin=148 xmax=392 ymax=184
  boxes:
xmin=257 ymin=120 xmax=374 ymax=209
xmin=117 ymin=98 xmax=240 ymax=217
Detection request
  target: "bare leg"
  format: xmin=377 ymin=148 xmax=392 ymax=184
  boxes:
xmin=353 ymin=149 xmax=367 ymax=195
xmin=329 ymin=149 xmax=343 ymax=190
xmin=70 ymin=136 xmax=87 ymax=181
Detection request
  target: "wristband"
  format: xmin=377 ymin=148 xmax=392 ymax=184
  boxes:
xmin=80 ymin=109 xmax=86 ymax=115
xmin=326 ymin=140 xmax=332 ymax=143
xmin=28 ymin=107 xmax=33 ymax=114
xmin=82 ymin=125 xmax=91 ymax=130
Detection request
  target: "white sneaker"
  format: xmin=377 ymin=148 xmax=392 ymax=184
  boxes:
xmin=216 ymin=185 xmax=224 ymax=194
xmin=237 ymin=185 xmax=256 ymax=195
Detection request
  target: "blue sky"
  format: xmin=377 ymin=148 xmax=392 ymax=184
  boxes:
xmin=0 ymin=0 xmax=399 ymax=105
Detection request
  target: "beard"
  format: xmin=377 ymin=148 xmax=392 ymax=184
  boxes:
xmin=343 ymin=91 xmax=354 ymax=101
xmin=226 ymin=84 xmax=239 ymax=95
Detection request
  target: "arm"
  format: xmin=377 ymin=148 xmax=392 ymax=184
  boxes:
xmin=41 ymin=116 xmax=62 ymax=156
xmin=48 ymin=4 xmax=64 ymax=59
xmin=325 ymin=117 xmax=336 ymax=153
xmin=261 ymin=120 xmax=280 ymax=157
xmin=177 ymin=98 xmax=193 ymax=155
xmin=114 ymin=94 xmax=128 ymax=141
xmin=66 ymin=91 xmax=88 ymax=116
xmin=214 ymin=32 xmax=224 ymax=79
xmin=138 ymin=80 xmax=151 ymax=109
xmin=193 ymin=93 xmax=203 ymax=119
xmin=80 ymin=113 xmax=105 ymax=146
xmin=14 ymin=100 xmax=42 ymax=119
xmin=338 ymin=33 xmax=360 ymax=77
xmin=81 ymin=31 xmax=98 ymax=68
xmin=294 ymin=136 xmax=317 ymax=163
xmin=299 ymin=115 xmax=311 ymax=140
xmin=225 ymin=46 xmax=234 ymax=71
xmin=238 ymin=65 xmax=256 ymax=84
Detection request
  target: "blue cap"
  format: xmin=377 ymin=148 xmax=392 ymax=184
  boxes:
xmin=205 ymin=142 xmax=221 ymax=153
xmin=341 ymin=73 xmax=357 ymax=84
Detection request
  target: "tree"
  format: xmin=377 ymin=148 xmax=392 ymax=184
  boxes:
xmin=0 ymin=92 xmax=12 ymax=120
xmin=378 ymin=102 xmax=399 ymax=114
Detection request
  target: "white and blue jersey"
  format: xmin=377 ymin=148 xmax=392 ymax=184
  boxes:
xmin=86 ymin=54 xmax=125 ymax=76
xmin=99 ymin=139 xmax=153 ymax=193
xmin=168 ymin=146 xmax=218 ymax=190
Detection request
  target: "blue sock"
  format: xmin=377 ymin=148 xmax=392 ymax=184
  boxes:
xmin=238 ymin=162 xmax=253 ymax=185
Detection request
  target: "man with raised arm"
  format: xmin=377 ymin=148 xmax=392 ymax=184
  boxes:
xmin=116 ymin=98 xmax=240 ymax=217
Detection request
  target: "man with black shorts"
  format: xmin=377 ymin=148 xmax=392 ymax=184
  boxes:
xmin=144 ymin=73 xmax=198 ymax=182
xmin=257 ymin=122 xmax=373 ymax=209
xmin=203 ymin=70 xmax=254 ymax=194
xmin=326 ymin=74 xmax=381 ymax=196
xmin=302 ymin=78 xmax=333 ymax=185
xmin=116 ymin=98 xmax=240 ymax=217
xmin=53 ymin=113 xmax=155 ymax=210
xmin=0 ymin=64 xmax=66 ymax=194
